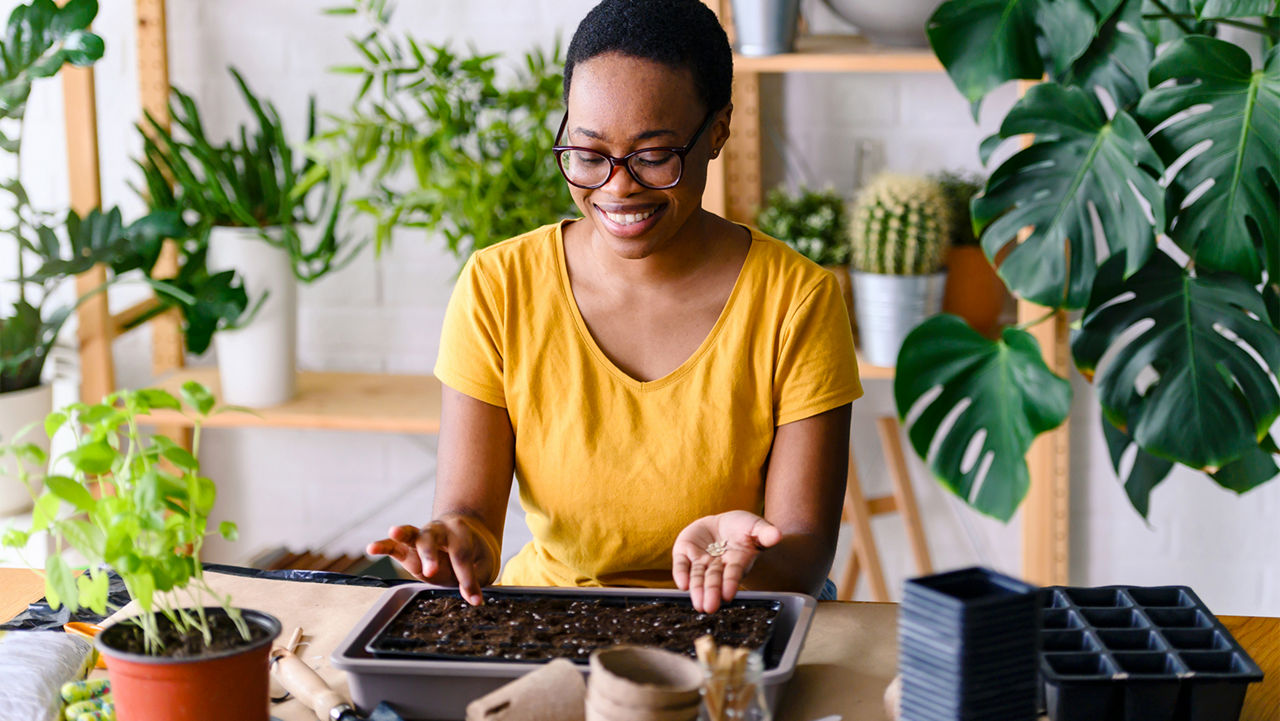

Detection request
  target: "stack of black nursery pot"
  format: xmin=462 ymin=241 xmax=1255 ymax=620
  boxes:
xmin=898 ymin=567 xmax=1041 ymax=721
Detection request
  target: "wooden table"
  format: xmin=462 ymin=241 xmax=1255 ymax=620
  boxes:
xmin=1 ymin=568 xmax=1276 ymax=721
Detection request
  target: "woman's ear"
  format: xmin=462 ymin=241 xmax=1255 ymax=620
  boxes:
xmin=710 ymin=103 xmax=733 ymax=158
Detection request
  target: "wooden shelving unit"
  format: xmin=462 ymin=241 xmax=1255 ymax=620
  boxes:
xmin=703 ymin=0 xmax=1071 ymax=586
xmin=139 ymin=368 xmax=442 ymax=434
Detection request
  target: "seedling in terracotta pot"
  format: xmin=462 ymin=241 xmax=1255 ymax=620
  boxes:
xmin=0 ymin=381 xmax=281 ymax=721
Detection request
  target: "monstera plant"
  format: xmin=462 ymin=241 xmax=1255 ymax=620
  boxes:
xmin=896 ymin=0 xmax=1280 ymax=520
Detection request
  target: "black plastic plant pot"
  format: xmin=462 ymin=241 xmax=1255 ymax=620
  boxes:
xmin=1039 ymin=586 xmax=1263 ymax=721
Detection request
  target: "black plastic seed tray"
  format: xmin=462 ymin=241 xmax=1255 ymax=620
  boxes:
xmin=365 ymin=586 xmax=785 ymax=667
xmin=1040 ymin=585 xmax=1263 ymax=721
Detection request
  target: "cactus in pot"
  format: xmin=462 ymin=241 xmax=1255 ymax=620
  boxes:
xmin=848 ymin=173 xmax=952 ymax=366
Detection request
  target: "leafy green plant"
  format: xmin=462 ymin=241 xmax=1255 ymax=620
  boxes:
xmin=930 ymin=170 xmax=983 ymax=247
xmin=755 ymin=186 xmax=851 ymax=266
xmin=302 ymin=0 xmax=576 ymax=258
xmin=0 ymin=382 xmax=246 ymax=653
xmin=896 ymin=0 xmax=1280 ymax=520
xmin=850 ymin=173 xmax=950 ymax=275
xmin=138 ymin=68 xmax=362 ymax=284
xmin=0 ymin=0 xmax=188 ymax=394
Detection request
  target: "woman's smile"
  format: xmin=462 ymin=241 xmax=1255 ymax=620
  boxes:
xmin=594 ymin=202 xmax=666 ymax=237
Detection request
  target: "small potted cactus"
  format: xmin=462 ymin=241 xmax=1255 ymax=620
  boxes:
xmin=849 ymin=172 xmax=951 ymax=366
xmin=933 ymin=170 xmax=1007 ymax=338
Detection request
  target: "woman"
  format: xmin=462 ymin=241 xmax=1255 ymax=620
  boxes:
xmin=368 ymin=0 xmax=861 ymax=613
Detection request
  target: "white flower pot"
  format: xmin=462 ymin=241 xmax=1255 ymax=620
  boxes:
xmin=0 ymin=383 xmax=52 ymax=516
xmin=206 ymin=226 xmax=297 ymax=407
xmin=819 ymin=0 xmax=944 ymax=47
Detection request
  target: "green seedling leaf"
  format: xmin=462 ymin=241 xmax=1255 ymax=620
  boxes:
xmin=135 ymin=388 xmax=181 ymax=412
xmin=2 ymin=528 xmax=30 ymax=548
xmin=125 ymin=570 xmax=155 ymax=612
xmin=45 ymin=475 xmax=94 ymax=512
xmin=76 ymin=569 xmax=108 ymax=615
xmin=59 ymin=518 xmax=104 ymax=559
xmin=31 ymin=492 xmax=61 ymax=532
xmin=43 ymin=411 xmax=67 ymax=438
xmin=12 ymin=443 xmax=47 ymax=466
xmin=161 ymin=446 xmax=199 ymax=472
xmin=218 ymin=521 xmax=238 ymax=542
xmin=180 ymin=381 xmax=216 ymax=415
xmin=65 ymin=440 xmax=117 ymax=475
xmin=45 ymin=554 xmax=77 ymax=612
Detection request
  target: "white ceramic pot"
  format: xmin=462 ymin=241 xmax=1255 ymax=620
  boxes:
xmin=0 ymin=383 xmax=52 ymax=516
xmin=206 ymin=226 xmax=297 ymax=407
xmin=820 ymin=0 xmax=944 ymax=47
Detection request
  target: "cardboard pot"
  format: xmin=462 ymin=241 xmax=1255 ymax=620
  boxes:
xmin=97 ymin=608 xmax=281 ymax=721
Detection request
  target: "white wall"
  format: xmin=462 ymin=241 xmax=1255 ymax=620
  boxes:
xmin=4 ymin=0 xmax=1277 ymax=615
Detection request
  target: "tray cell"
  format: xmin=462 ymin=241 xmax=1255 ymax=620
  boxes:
xmin=1146 ymin=607 xmax=1213 ymax=629
xmin=1045 ymin=652 xmax=1116 ymax=677
xmin=1095 ymin=629 xmax=1165 ymax=652
xmin=1065 ymin=588 xmax=1130 ymax=607
xmin=1126 ymin=587 xmax=1193 ymax=608
xmin=1081 ymin=608 xmax=1148 ymax=629
xmin=1042 ymin=608 xmax=1087 ymax=630
xmin=1161 ymin=628 xmax=1230 ymax=651
xmin=1042 ymin=630 xmax=1098 ymax=653
xmin=1180 ymin=651 xmax=1250 ymax=674
xmin=1111 ymin=652 xmax=1181 ymax=675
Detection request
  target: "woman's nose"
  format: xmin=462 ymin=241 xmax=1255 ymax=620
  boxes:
xmin=599 ymin=160 xmax=644 ymax=196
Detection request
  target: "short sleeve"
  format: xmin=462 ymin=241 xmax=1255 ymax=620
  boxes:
xmin=434 ymin=254 xmax=508 ymax=408
xmin=774 ymin=274 xmax=862 ymax=426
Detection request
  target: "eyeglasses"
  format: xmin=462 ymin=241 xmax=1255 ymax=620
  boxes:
xmin=552 ymin=110 xmax=716 ymax=190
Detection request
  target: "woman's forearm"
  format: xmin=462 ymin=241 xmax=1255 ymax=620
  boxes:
xmin=741 ymin=531 xmax=837 ymax=597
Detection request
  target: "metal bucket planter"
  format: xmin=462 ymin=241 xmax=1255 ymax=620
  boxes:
xmin=0 ymin=383 xmax=52 ymax=515
xmin=206 ymin=226 xmax=297 ymax=407
xmin=851 ymin=270 xmax=946 ymax=367
xmin=730 ymin=0 xmax=801 ymax=56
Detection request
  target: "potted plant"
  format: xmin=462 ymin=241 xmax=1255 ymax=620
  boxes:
xmin=933 ymin=170 xmax=1006 ymax=338
xmin=137 ymin=69 xmax=363 ymax=407
xmin=0 ymin=382 xmax=282 ymax=721
xmin=729 ymin=0 xmax=802 ymax=56
xmin=755 ymin=185 xmax=854 ymax=313
xmin=0 ymin=0 xmax=190 ymax=516
xmin=848 ymin=172 xmax=951 ymax=367
xmin=303 ymin=0 xmax=575 ymax=260
xmin=894 ymin=0 xmax=1280 ymax=520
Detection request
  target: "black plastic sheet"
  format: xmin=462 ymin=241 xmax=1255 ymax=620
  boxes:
xmin=1 ymin=563 xmax=412 ymax=632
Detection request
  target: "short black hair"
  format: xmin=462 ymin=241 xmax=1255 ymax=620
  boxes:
xmin=564 ymin=0 xmax=733 ymax=113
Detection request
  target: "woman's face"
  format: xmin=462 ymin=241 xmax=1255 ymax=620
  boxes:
xmin=562 ymin=52 xmax=729 ymax=260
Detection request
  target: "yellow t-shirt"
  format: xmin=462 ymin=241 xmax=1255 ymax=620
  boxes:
xmin=434 ymin=220 xmax=862 ymax=588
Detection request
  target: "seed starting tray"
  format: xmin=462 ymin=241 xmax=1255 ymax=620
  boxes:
xmin=364 ymin=587 xmax=784 ymax=667
xmin=1040 ymin=586 xmax=1263 ymax=721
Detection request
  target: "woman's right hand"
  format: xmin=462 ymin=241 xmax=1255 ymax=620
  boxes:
xmin=366 ymin=513 xmax=500 ymax=605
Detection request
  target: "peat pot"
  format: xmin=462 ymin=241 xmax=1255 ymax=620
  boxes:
xmin=206 ymin=225 xmax=297 ymax=407
xmin=97 ymin=608 xmax=281 ymax=721
xmin=851 ymin=270 xmax=947 ymax=367
xmin=0 ymin=383 xmax=52 ymax=516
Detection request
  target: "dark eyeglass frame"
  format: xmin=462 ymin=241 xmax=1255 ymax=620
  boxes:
xmin=551 ymin=109 xmax=717 ymax=190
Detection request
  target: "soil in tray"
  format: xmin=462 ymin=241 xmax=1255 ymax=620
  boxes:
xmin=370 ymin=593 xmax=780 ymax=663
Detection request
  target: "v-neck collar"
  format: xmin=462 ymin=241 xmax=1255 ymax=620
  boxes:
xmin=554 ymin=219 xmax=757 ymax=391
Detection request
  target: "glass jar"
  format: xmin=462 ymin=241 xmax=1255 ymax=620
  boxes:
xmin=699 ymin=649 xmax=771 ymax=721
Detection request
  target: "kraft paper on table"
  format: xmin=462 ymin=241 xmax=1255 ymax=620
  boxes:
xmin=103 ymin=572 xmax=910 ymax=721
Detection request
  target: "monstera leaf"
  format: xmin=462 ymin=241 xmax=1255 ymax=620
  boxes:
xmin=1101 ymin=417 xmax=1173 ymax=517
xmin=895 ymin=316 xmax=1072 ymax=521
xmin=25 ymin=208 xmax=184 ymax=281
xmin=1073 ymin=253 xmax=1280 ymax=471
xmin=973 ymin=83 xmax=1165 ymax=309
xmin=926 ymin=0 xmax=1122 ymax=106
xmin=1136 ymin=39 xmax=1280 ymax=284
xmin=1191 ymin=0 xmax=1279 ymax=16
xmin=1062 ymin=1 xmax=1153 ymax=110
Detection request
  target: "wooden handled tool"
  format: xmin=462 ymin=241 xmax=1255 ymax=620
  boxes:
xmin=268 ymin=647 xmax=405 ymax=721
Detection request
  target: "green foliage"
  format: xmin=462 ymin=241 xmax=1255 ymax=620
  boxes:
xmin=0 ymin=1 xmax=182 ymax=394
xmin=930 ymin=171 xmax=983 ymax=247
xmin=909 ymin=0 xmax=1280 ymax=518
xmin=137 ymin=68 xmax=364 ymax=283
xmin=894 ymin=316 xmax=1072 ymax=520
xmin=0 ymin=383 xmax=247 ymax=654
xmin=755 ymin=187 xmax=850 ymax=266
xmin=849 ymin=173 xmax=950 ymax=275
xmin=303 ymin=0 xmax=576 ymax=258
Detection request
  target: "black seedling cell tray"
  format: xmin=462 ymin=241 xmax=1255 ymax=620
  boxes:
xmin=364 ymin=587 xmax=784 ymax=667
xmin=1039 ymin=585 xmax=1263 ymax=721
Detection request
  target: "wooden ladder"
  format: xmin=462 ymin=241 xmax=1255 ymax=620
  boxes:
xmin=838 ymin=416 xmax=933 ymax=601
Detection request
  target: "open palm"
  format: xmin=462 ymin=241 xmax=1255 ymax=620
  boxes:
xmin=672 ymin=511 xmax=782 ymax=613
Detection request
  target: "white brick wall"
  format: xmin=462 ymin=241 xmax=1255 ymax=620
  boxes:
xmin=3 ymin=0 xmax=1277 ymax=614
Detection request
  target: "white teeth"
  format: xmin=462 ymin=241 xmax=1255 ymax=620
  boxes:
xmin=602 ymin=208 xmax=656 ymax=225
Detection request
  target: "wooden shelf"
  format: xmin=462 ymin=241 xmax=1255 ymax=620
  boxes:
xmin=734 ymin=35 xmax=943 ymax=74
xmin=138 ymin=367 xmax=442 ymax=434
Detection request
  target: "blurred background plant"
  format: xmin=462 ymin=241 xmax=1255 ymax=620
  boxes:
xmin=930 ymin=170 xmax=982 ymax=248
xmin=301 ymin=0 xmax=576 ymax=259
xmin=849 ymin=173 xmax=950 ymax=276
xmin=755 ymin=186 xmax=850 ymax=266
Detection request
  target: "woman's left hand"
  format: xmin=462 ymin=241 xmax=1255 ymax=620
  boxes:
xmin=672 ymin=511 xmax=782 ymax=613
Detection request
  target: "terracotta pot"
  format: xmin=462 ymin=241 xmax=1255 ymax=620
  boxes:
xmin=942 ymin=245 xmax=1007 ymax=339
xmin=97 ymin=608 xmax=281 ymax=721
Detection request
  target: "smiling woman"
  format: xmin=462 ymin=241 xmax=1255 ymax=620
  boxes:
xmin=368 ymin=0 xmax=863 ymax=613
